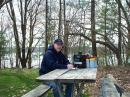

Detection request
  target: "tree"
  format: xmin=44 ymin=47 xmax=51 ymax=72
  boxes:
xmin=115 ymin=0 xmax=130 ymax=65
xmin=58 ymin=0 xmax=62 ymax=38
xmin=91 ymin=0 xmax=97 ymax=56
xmin=117 ymin=3 xmax=122 ymax=65
xmin=0 ymin=31 xmax=6 ymax=68
xmin=6 ymin=0 xmax=42 ymax=68
xmin=45 ymin=0 xmax=49 ymax=52
xmin=63 ymin=0 xmax=69 ymax=57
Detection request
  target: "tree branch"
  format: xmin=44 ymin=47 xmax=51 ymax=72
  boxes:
xmin=68 ymin=33 xmax=118 ymax=54
xmin=0 ymin=0 xmax=12 ymax=9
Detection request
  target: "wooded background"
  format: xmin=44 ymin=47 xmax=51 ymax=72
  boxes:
xmin=0 ymin=0 xmax=130 ymax=68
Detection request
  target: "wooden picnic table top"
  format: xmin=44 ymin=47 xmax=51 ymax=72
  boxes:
xmin=36 ymin=68 xmax=97 ymax=83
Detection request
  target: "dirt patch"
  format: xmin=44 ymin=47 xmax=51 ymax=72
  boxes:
xmin=85 ymin=67 xmax=130 ymax=97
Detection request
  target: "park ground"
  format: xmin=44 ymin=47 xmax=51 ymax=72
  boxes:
xmin=0 ymin=67 xmax=130 ymax=97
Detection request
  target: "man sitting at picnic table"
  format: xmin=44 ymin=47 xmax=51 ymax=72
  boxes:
xmin=39 ymin=39 xmax=74 ymax=97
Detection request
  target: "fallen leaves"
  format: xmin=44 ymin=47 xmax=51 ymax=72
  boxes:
xmin=85 ymin=67 xmax=130 ymax=97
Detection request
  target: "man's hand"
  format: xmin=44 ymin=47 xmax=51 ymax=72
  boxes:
xmin=67 ymin=64 xmax=74 ymax=69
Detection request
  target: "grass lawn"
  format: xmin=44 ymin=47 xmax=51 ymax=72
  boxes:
xmin=0 ymin=69 xmax=89 ymax=97
xmin=0 ymin=69 xmax=41 ymax=97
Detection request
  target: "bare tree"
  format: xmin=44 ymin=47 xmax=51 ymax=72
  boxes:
xmin=6 ymin=0 xmax=42 ymax=68
xmin=115 ymin=0 xmax=130 ymax=65
xmin=27 ymin=0 xmax=42 ymax=68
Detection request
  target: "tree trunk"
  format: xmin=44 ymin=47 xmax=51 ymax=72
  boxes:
xmin=126 ymin=26 xmax=130 ymax=65
xmin=58 ymin=0 xmax=62 ymax=38
xmin=28 ymin=53 xmax=32 ymax=69
xmin=91 ymin=0 xmax=97 ymax=56
xmin=20 ymin=0 xmax=28 ymax=68
xmin=117 ymin=5 xmax=122 ymax=66
xmin=0 ymin=57 xmax=1 ymax=68
xmin=63 ymin=0 xmax=68 ymax=57
xmin=20 ymin=59 xmax=27 ymax=68
xmin=104 ymin=1 xmax=108 ymax=66
xmin=45 ymin=0 xmax=48 ymax=52
xmin=64 ymin=21 xmax=69 ymax=57
xmin=8 ymin=1 xmax=22 ymax=67
xmin=10 ymin=58 xmax=13 ymax=68
xmin=16 ymin=51 xmax=19 ymax=68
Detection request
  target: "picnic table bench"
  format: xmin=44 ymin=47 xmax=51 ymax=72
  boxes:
xmin=21 ymin=84 xmax=50 ymax=97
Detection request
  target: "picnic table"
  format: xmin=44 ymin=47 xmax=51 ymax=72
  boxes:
xmin=36 ymin=68 xmax=97 ymax=97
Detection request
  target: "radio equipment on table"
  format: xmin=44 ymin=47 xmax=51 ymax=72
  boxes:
xmin=73 ymin=52 xmax=97 ymax=68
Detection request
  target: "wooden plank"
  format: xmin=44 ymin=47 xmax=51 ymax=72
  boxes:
xmin=57 ymin=69 xmax=81 ymax=80
xmin=75 ymin=68 xmax=97 ymax=80
xmin=22 ymin=84 xmax=50 ymax=97
xmin=57 ymin=68 xmax=97 ymax=82
xmin=36 ymin=69 xmax=69 ymax=81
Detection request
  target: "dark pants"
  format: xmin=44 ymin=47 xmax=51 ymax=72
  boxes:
xmin=46 ymin=82 xmax=73 ymax=97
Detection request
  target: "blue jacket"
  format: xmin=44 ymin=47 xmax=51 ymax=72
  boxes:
xmin=39 ymin=45 xmax=70 ymax=75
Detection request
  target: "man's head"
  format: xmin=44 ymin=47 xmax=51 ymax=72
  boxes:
xmin=53 ymin=39 xmax=63 ymax=52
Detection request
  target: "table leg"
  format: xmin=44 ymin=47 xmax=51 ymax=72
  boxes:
xmin=54 ymin=80 xmax=64 ymax=97
xmin=71 ymin=83 xmax=75 ymax=97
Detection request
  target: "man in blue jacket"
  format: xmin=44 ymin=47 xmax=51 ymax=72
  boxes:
xmin=39 ymin=39 xmax=74 ymax=97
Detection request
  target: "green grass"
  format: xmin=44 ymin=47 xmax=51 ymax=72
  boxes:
xmin=0 ymin=69 xmax=89 ymax=97
xmin=0 ymin=68 xmax=40 ymax=97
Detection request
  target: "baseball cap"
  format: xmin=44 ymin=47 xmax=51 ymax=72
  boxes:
xmin=54 ymin=39 xmax=63 ymax=45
